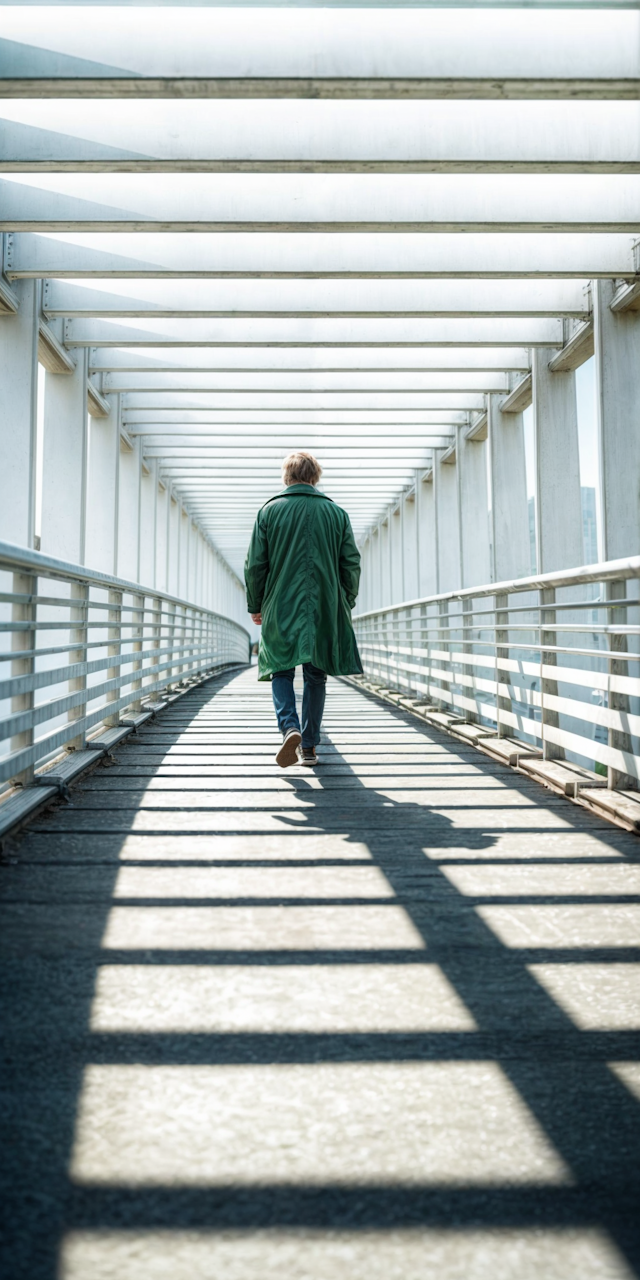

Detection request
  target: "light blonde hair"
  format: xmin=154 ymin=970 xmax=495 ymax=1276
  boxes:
xmin=282 ymin=451 xmax=323 ymax=487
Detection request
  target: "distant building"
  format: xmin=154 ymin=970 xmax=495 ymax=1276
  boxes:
xmin=581 ymin=487 xmax=598 ymax=564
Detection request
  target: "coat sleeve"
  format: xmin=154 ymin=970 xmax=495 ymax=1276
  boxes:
xmin=244 ymin=512 xmax=270 ymax=613
xmin=338 ymin=513 xmax=361 ymax=609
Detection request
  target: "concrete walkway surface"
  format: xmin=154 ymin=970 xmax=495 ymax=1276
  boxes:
xmin=1 ymin=667 xmax=640 ymax=1280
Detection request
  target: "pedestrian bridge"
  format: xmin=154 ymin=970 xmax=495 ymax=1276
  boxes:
xmin=3 ymin=666 xmax=640 ymax=1280
xmin=1 ymin=2 xmax=640 ymax=1276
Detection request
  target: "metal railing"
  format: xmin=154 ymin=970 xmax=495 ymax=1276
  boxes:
xmin=354 ymin=556 xmax=640 ymax=790
xmin=0 ymin=540 xmax=250 ymax=790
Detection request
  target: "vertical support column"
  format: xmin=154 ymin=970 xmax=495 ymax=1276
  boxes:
xmin=488 ymin=394 xmax=530 ymax=583
xmin=532 ymin=349 xmax=583 ymax=572
xmin=0 ymin=280 xmax=39 ymax=547
xmin=388 ymin=512 xmax=397 ymax=604
xmin=68 ymin=580 xmax=89 ymax=751
xmin=41 ymin=349 xmax=88 ymax=562
xmin=540 ymin=586 xmax=563 ymax=760
xmin=399 ymin=499 xmax=406 ymax=602
xmin=457 ymin=426 xmax=491 ymax=589
xmin=155 ymin=479 xmax=168 ymax=593
xmin=116 ymin=435 xmax=142 ymax=582
xmin=104 ymin=588 xmax=123 ymax=727
xmin=376 ymin=523 xmax=383 ymax=611
xmin=435 ymin=450 xmax=461 ymax=593
xmin=594 ymin=280 xmax=640 ymax=561
xmin=414 ymin=471 xmax=422 ymax=597
xmin=167 ymin=494 xmax=180 ymax=596
xmin=85 ymin=395 xmax=119 ymax=574
xmin=10 ymin=571 xmax=36 ymax=784
xmin=139 ymin=457 xmax=158 ymax=589
xmin=418 ymin=472 xmax=437 ymax=597
xmin=179 ymin=509 xmax=189 ymax=597
xmin=403 ymin=493 xmax=417 ymax=600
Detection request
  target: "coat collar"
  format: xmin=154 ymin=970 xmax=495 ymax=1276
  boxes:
xmin=262 ymin=484 xmax=333 ymax=507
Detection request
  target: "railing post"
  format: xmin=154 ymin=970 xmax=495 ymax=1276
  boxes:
xmin=68 ymin=580 xmax=89 ymax=750
xmin=104 ymin=588 xmax=123 ymax=727
xmin=462 ymin=595 xmax=477 ymax=723
xmin=129 ymin=592 xmax=145 ymax=712
xmin=494 ymin=591 xmax=512 ymax=737
xmin=540 ymin=586 xmax=564 ymax=761
xmin=607 ymin=578 xmax=635 ymax=790
xmin=436 ymin=599 xmax=451 ymax=711
xmin=10 ymin=571 xmax=37 ymax=785
xmin=149 ymin=595 xmax=162 ymax=698
xmin=166 ymin=599 xmax=177 ymax=690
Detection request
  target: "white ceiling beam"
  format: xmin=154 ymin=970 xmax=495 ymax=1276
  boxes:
xmin=62 ymin=316 xmax=563 ymax=347
xmin=3 ymin=174 xmax=640 ymax=232
xmin=142 ymin=448 xmax=455 ymax=458
xmin=8 ymin=233 xmax=638 ymax=280
xmin=1 ymin=8 xmax=637 ymax=97
xmin=120 ymin=393 xmax=485 ymax=411
xmin=102 ymin=371 xmax=510 ymax=393
xmin=121 ymin=410 xmax=470 ymax=426
xmin=3 ymin=101 xmax=640 ymax=172
xmin=42 ymin=278 xmax=591 ymax=319
xmin=89 ymin=347 xmax=532 ymax=373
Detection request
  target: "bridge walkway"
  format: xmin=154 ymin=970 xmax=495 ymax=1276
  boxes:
xmin=2 ymin=667 xmax=640 ymax=1280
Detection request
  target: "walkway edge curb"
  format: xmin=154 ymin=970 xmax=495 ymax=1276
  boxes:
xmin=339 ymin=675 xmax=640 ymax=838
xmin=0 ymin=662 xmax=248 ymax=850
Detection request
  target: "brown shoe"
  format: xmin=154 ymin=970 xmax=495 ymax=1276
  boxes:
xmin=297 ymin=745 xmax=318 ymax=767
xmin=276 ymin=728 xmax=301 ymax=768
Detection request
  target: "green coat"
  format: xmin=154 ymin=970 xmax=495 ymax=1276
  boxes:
xmin=244 ymin=484 xmax=363 ymax=681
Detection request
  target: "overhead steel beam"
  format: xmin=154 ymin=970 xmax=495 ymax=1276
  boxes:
xmin=1 ymin=8 xmax=638 ymax=98
xmin=42 ymin=278 xmax=591 ymax=319
xmin=147 ymin=443 xmax=452 ymax=455
xmin=120 ymin=410 xmax=470 ymax=425
xmin=0 ymin=274 xmax=19 ymax=313
xmin=8 ymin=232 xmax=638 ymax=280
xmin=102 ymin=371 xmax=511 ymax=393
xmin=89 ymin=347 xmax=532 ymax=373
xmin=3 ymin=101 xmax=640 ymax=172
xmin=127 ymin=428 xmax=458 ymax=440
xmin=2 ymin=174 xmax=640 ymax=232
xmin=63 ymin=316 xmax=564 ymax=348
xmin=119 ymin=393 xmax=486 ymax=411
xmin=500 ymin=373 xmax=533 ymax=413
xmin=37 ymin=317 xmax=76 ymax=372
xmin=548 ymin=319 xmax=595 ymax=371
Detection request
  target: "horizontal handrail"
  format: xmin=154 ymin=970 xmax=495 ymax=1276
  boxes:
xmin=354 ymin=558 xmax=640 ymax=792
xmin=354 ymin=555 xmax=640 ymax=621
xmin=0 ymin=542 xmax=250 ymax=789
xmin=0 ymin=539 xmax=248 ymax=612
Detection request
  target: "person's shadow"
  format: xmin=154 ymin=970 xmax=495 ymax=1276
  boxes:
xmin=275 ymin=709 xmax=640 ymax=1269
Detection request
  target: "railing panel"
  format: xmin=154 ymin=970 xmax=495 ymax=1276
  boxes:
xmin=0 ymin=541 xmax=250 ymax=791
xmin=354 ymin=556 xmax=640 ymax=788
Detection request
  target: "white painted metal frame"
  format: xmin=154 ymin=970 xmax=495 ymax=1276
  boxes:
xmin=0 ymin=540 xmax=250 ymax=788
xmin=354 ymin=557 xmax=640 ymax=789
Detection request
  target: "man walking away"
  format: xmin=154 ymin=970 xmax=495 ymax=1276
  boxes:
xmin=244 ymin=451 xmax=363 ymax=768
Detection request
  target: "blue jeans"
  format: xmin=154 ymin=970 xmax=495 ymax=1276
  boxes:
xmin=271 ymin=663 xmax=327 ymax=748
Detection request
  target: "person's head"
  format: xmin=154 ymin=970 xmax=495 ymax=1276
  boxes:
xmin=281 ymin=450 xmax=323 ymax=487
